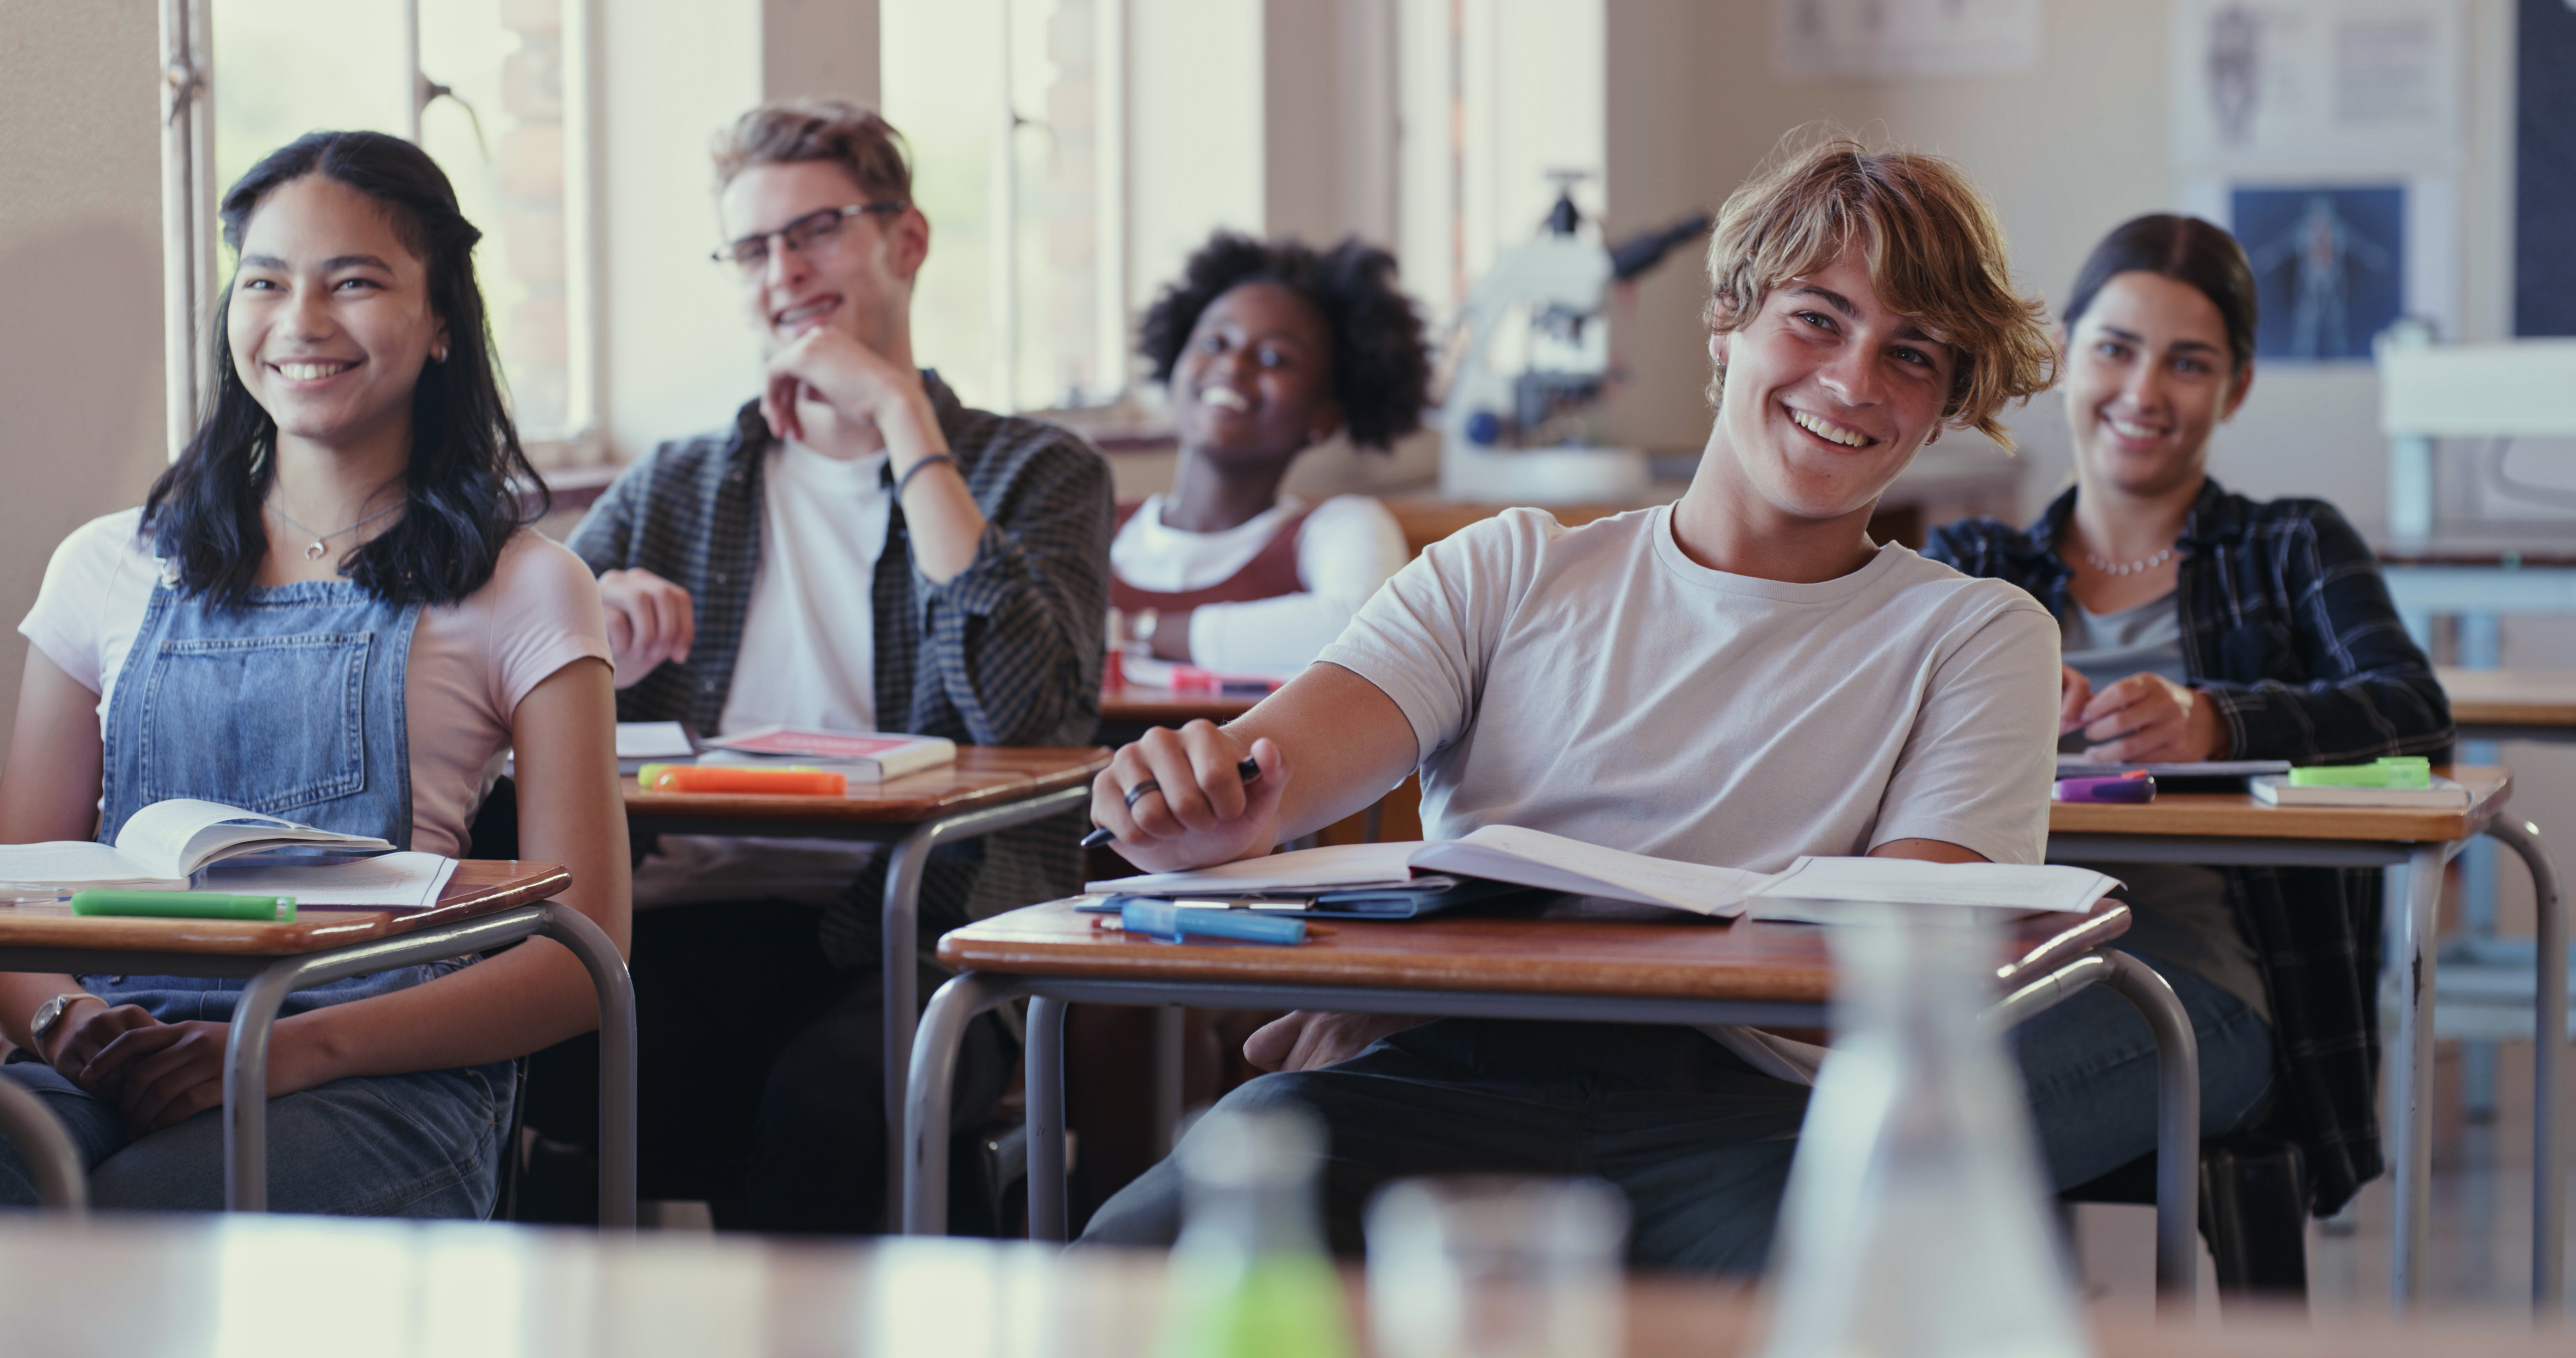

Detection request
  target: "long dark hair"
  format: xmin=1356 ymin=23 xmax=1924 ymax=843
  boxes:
xmin=144 ymin=130 xmax=546 ymax=607
xmin=2063 ymin=214 xmax=2258 ymax=380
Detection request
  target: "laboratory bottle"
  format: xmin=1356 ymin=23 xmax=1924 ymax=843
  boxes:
xmin=1154 ymin=1103 xmax=1359 ymax=1358
xmin=1753 ymin=904 xmax=2095 ymax=1358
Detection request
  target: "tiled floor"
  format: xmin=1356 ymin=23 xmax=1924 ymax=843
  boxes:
xmin=2076 ymin=1039 xmax=2572 ymax=1316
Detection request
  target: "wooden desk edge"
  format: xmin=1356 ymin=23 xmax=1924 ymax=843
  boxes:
xmin=0 ymin=860 xmax=570 ymax=957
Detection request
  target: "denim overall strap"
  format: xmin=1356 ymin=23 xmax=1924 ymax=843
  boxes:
xmin=86 ymin=575 xmax=446 ymax=1022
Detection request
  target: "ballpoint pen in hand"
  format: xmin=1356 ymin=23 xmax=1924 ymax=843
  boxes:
xmin=1082 ymin=756 xmax=1263 ymax=849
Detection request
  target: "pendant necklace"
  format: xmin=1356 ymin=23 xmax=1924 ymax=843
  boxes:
xmin=268 ymin=498 xmax=403 ymax=561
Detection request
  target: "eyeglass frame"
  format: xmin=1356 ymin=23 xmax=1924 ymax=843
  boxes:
xmin=712 ymin=201 xmax=909 ymax=273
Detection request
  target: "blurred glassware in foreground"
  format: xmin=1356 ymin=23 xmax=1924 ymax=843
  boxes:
xmin=1154 ymin=1103 xmax=1357 ymax=1358
xmin=1366 ymin=1175 xmax=1627 ymax=1358
xmin=1754 ymin=904 xmax=2094 ymax=1358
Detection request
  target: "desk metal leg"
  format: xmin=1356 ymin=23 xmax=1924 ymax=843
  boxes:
xmin=1028 ymin=996 xmax=1070 ymax=1242
xmin=2386 ymin=842 xmax=2451 ymax=1310
xmin=0 ymin=1074 xmax=84 ymax=1212
xmin=904 ymin=972 xmax=1031 ymax=1236
xmin=1993 ymin=947 xmax=2201 ymax=1303
xmin=2484 ymin=817 xmax=2566 ymax=1312
xmin=538 ymin=903 xmax=639 ymax=1231
xmin=220 ymin=905 xmax=634 ymax=1223
xmin=878 ymin=783 xmax=1094 ymax=1223
xmin=881 ymin=820 xmax=935 ymax=1217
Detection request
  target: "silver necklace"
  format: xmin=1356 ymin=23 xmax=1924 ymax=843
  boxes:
xmin=2080 ymin=544 xmax=2175 ymax=577
xmin=267 ymin=498 xmax=403 ymax=561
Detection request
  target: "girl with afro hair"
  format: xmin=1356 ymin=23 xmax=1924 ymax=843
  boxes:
xmin=1112 ymin=231 xmax=1432 ymax=678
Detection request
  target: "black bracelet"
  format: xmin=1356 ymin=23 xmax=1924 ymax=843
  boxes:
xmin=894 ymin=452 xmax=957 ymax=500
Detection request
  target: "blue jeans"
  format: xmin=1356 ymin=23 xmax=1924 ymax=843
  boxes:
xmin=0 ymin=1057 xmax=513 ymax=1217
xmin=1078 ymin=952 xmax=2275 ymax=1270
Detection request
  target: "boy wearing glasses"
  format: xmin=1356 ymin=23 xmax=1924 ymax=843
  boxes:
xmin=563 ymin=99 xmax=1111 ymax=1232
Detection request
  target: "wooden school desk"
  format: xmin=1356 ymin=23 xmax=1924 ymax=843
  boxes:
xmin=2438 ymin=665 xmax=2576 ymax=745
xmin=11 ymin=1213 xmax=2573 ymax=1358
xmin=0 ymin=861 xmax=636 ymax=1224
xmin=621 ymin=745 xmax=1109 ymax=1202
xmin=904 ymin=896 xmax=2212 ymax=1300
xmin=2047 ymin=767 xmax=2567 ymax=1311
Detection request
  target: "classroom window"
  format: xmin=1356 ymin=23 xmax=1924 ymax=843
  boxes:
xmin=174 ymin=0 xmax=593 ymax=462
xmin=883 ymin=0 xmax=1127 ymax=414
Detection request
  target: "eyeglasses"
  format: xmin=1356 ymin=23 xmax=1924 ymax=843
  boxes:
xmin=713 ymin=202 xmax=907 ymax=275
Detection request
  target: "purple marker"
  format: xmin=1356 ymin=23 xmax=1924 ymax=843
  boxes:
xmin=2053 ymin=773 xmax=2157 ymax=804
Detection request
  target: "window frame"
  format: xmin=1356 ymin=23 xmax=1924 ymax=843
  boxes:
xmin=156 ymin=0 xmax=603 ymax=467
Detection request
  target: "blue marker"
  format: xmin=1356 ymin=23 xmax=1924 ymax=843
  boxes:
xmin=1118 ymin=898 xmax=1307 ymax=946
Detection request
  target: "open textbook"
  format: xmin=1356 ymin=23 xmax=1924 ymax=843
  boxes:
xmin=0 ymin=798 xmax=398 ymax=892
xmin=1087 ymin=825 xmax=2122 ymax=919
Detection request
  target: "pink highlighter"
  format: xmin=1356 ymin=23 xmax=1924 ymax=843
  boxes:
xmin=2054 ymin=770 xmax=2157 ymax=803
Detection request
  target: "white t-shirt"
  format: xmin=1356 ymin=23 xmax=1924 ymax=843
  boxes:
xmin=1320 ymin=504 xmax=2059 ymax=1081
xmin=18 ymin=509 xmax=611 ymax=858
xmin=1111 ymin=493 xmax=1408 ymax=678
xmin=1324 ymin=504 xmax=2058 ymax=873
xmin=638 ymin=439 xmax=893 ymax=909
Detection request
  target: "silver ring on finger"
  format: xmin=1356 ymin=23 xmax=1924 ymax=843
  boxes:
xmin=1123 ymin=779 xmax=1163 ymax=811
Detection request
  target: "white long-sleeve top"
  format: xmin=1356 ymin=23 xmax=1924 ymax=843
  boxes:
xmin=1110 ymin=492 xmax=1409 ymax=679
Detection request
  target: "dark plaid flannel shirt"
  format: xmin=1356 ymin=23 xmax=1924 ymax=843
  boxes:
xmin=1926 ymin=479 xmax=2453 ymax=1214
xmin=567 ymin=372 xmax=1113 ymax=971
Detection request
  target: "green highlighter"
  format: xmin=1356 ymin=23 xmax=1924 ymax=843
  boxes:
xmin=2287 ymin=756 xmax=2433 ymax=790
xmin=70 ymin=890 xmax=296 ymax=922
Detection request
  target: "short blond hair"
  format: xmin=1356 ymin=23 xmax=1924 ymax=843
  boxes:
xmin=1705 ymin=130 xmax=2054 ymax=448
xmin=712 ymin=98 xmax=912 ymax=202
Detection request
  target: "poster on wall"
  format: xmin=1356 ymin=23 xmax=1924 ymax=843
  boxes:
xmin=2230 ymin=185 xmax=2405 ymax=362
xmin=2169 ymin=0 xmax=2461 ymax=177
xmin=1771 ymin=0 xmax=2042 ymax=80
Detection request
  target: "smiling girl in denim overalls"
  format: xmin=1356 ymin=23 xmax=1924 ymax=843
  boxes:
xmin=0 ymin=132 xmax=630 ymax=1216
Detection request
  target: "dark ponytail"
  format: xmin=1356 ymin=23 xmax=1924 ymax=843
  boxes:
xmin=2063 ymin=214 xmax=2258 ymax=379
xmin=144 ymin=130 xmax=546 ymax=607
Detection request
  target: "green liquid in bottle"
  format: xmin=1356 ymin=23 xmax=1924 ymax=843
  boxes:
xmin=1156 ymin=1251 xmax=1357 ymax=1358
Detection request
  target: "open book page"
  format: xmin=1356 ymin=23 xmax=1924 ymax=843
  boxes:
xmin=114 ymin=799 xmax=395 ymax=880
xmin=1744 ymin=857 xmax=2122 ymax=923
xmin=616 ymin=722 xmax=697 ymax=760
xmin=0 ymin=841 xmax=180 ymax=891
xmin=1412 ymin=826 xmax=1769 ymax=918
xmin=200 ymin=852 xmax=460 ymax=909
xmin=1087 ymin=841 xmax=1426 ymax=896
xmin=1088 ymin=826 xmax=1769 ymax=917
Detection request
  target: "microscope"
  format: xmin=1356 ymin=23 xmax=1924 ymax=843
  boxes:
xmin=1438 ymin=173 xmax=1711 ymax=502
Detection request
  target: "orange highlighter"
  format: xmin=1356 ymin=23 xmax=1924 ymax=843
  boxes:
xmin=637 ymin=763 xmax=847 ymax=796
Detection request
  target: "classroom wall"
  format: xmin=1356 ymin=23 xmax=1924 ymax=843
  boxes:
xmin=0 ymin=0 xmax=170 ymax=768
xmin=1596 ymin=0 xmax=2530 ymax=535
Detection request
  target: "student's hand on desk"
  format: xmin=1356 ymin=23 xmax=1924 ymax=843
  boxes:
xmin=1243 ymin=1011 xmax=1418 ymax=1073
xmin=76 ymin=1019 xmax=333 ymax=1139
xmin=2073 ymin=672 xmax=2230 ymax=763
xmin=1091 ymin=722 xmax=1288 ymax=872
xmin=599 ymin=568 xmax=695 ymax=689
xmin=761 ymin=327 xmax=933 ymax=448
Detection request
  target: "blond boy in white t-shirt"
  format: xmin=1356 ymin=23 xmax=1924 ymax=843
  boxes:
xmin=1077 ymin=136 xmax=2071 ymax=1267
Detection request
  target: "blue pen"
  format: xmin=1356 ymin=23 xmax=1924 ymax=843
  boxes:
xmin=1119 ymin=898 xmax=1307 ymax=946
xmin=1081 ymin=757 xmax=1263 ymax=849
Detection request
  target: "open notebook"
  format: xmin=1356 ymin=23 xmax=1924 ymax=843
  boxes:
xmin=0 ymin=799 xmax=457 ymax=908
xmin=1088 ymin=825 xmax=2121 ymax=919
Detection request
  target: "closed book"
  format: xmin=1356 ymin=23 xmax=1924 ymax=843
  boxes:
xmin=2249 ymin=775 xmax=2472 ymax=809
xmin=698 ymin=727 xmax=958 ymax=780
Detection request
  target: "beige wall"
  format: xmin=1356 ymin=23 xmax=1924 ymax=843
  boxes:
xmin=1598 ymin=0 xmax=2525 ymax=531
xmin=0 ymin=0 xmax=171 ymax=766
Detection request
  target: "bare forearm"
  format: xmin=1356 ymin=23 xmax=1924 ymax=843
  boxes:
xmin=886 ymin=400 xmax=986 ymax=582
xmin=286 ymin=940 xmax=601 ymax=1076
xmin=1228 ymin=663 xmax=1420 ymax=843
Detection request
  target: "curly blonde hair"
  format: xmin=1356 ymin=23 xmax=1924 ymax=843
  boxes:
xmin=1704 ymin=130 xmax=2055 ymax=448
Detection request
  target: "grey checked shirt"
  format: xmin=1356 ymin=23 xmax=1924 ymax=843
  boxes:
xmin=568 ymin=372 xmax=1113 ymax=969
